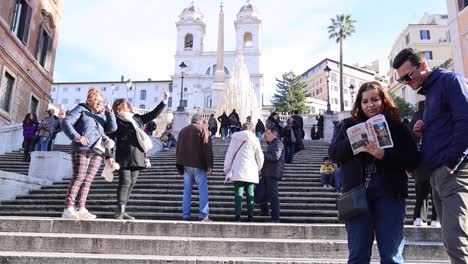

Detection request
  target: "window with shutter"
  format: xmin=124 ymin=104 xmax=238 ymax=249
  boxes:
xmin=0 ymin=72 xmax=15 ymax=112
xmin=10 ymin=0 xmax=32 ymax=45
xmin=36 ymin=27 xmax=53 ymax=70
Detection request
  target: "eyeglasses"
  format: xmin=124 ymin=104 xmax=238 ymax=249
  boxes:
xmin=397 ymin=66 xmax=418 ymax=84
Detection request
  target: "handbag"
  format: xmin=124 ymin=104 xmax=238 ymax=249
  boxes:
xmin=337 ymin=160 xmax=374 ymax=221
xmin=224 ymin=141 xmax=246 ymax=183
xmin=91 ymin=136 xmax=106 ymax=156
xmin=254 ymin=176 xmax=266 ymax=204
xmin=337 ymin=184 xmax=368 ymax=221
xmin=88 ymin=113 xmax=107 ymax=156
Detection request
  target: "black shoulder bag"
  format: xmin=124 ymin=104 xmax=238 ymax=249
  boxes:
xmin=337 ymin=160 xmax=374 ymax=221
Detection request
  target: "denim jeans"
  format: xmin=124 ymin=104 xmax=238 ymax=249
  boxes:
xmin=335 ymin=169 xmax=341 ymax=192
xmin=345 ymin=173 xmax=406 ymax=264
xmin=256 ymin=132 xmax=262 ymax=141
xmin=35 ymin=136 xmax=50 ymax=151
xmin=285 ymin=143 xmax=295 ymax=163
xmin=182 ymin=166 xmax=209 ymax=219
xmin=221 ymin=127 xmax=228 ymax=138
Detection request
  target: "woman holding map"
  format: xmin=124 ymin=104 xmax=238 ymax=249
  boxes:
xmin=329 ymin=81 xmax=419 ymax=264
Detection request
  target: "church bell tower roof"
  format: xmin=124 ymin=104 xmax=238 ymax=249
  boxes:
xmin=179 ymin=1 xmax=204 ymax=22
xmin=237 ymin=0 xmax=261 ymax=21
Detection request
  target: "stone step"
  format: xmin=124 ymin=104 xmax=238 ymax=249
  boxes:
xmin=0 ymin=252 xmax=450 ymax=264
xmin=0 ymin=218 xmax=447 ymax=261
xmin=0 ymin=218 xmax=442 ymax=241
xmin=0 ymin=232 xmax=446 ymax=261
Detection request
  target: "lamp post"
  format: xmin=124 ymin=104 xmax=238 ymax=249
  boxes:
xmin=177 ymin=61 xmax=187 ymax=112
xmin=323 ymin=65 xmax=331 ymax=113
xmin=126 ymin=78 xmax=132 ymax=101
xmin=349 ymin=84 xmax=355 ymax=109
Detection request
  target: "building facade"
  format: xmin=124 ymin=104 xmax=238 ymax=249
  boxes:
xmin=171 ymin=1 xmax=263 ymax=112
xmin=447 ymin=0 xmax=468 ymax=76
xmin=0 ymin=0 xmax=63 ymax=125
xmin=301 ymin=58 xmax=388 ymax=114
xmin=51 ymin=80 xmax=173 ymax=111
xmin=387 ymin=13 xmax=453 ymax=106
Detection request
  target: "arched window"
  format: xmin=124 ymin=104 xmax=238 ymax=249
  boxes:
xmin=206 ymin=64 xmax=229 ymax=76
xmin=184 ymin=33 xmax=193 ymax=49
xmin=139 ymin=104 xmax=145 ymax=109
xmin=243 ymin=32 xmax=253 ymax=48
xmin=140 ymin=90 xmax=147 ymax=100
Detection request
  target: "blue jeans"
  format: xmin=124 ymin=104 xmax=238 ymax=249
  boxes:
xmin=335 ymin=169 xmax=341 ymax=192
xmin=256 ymin=132 xmax=263 ymax=141
xmin=285 ymin=143 xmax=295 ymax=163
xmin=220 ymin=127 xmax=228 ymax=138
xmin=35 ymin=136 xmax=50 ymax=151
xmin=182 ymin=166 xmax=209 ymax=219
xmin=346 ymin=173 xmax=406 ymax=264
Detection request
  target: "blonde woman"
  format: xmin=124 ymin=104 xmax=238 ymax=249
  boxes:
xmin=61 ymin=88 xmax=117 ymax=219
xmin=224 ymin=122 xmax=264 ymax=222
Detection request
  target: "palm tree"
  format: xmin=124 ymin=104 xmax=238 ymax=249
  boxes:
xmin=328 ymin=14 xmax=356 ymax=112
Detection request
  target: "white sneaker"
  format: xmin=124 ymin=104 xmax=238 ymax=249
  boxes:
xmin=62 ymin=207 xmax=80 ymax=219
xmin=76 ymin=208 xmax=96 ymax=220
xmin=323 ymin=184 xmax=327 ymax=188
xmin=413 ymin=218 xmax=425 ymax=226
xmin=431 ymin=220 xmax=441 ymax=227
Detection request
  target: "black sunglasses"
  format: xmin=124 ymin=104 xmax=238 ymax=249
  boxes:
xmin=397 ymin=66 xmax=418 ymax=84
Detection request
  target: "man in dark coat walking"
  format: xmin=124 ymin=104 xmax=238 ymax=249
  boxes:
xmin=256 ymin=128 xmax=285 ymax=222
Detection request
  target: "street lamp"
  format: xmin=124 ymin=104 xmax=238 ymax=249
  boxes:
xmin=177 ymin=61 xmax=187 ymax=112
xmin=323 ymin=65 xmax=331 ymax=113
xmin=349 ymin=84 xmax=355 ymax=109
xmin=126 ymin=78 xmax=132 ymax=101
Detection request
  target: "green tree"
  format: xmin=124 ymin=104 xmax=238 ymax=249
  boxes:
xmin=272 ymin=72 xmax=308 ymax=114
xmin=328 ymin=14 xmax=357 ymax=112
xmin=390 ymin=94 xmax=415 ymax=118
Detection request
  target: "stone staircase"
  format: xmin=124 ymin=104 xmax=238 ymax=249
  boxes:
xmin=0 ymin=139 xmax=448 ymax=263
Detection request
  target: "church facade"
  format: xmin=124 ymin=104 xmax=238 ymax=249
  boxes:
xmin=171 ymin=1 xmax=264 ymax=112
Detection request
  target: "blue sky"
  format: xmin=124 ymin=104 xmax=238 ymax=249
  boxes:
xmin=53 ymin=0 xmax=447 ymax=102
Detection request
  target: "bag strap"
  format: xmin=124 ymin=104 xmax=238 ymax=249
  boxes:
xmin=225 ymin=141 xmax=246 ymax=176
xmin=231 ymin=141 xmax=246 ymax=164
xmin=363 ymin=157 xmax=376 ymax=188
xmin=87 ymin=111 xmax=104 ymax=138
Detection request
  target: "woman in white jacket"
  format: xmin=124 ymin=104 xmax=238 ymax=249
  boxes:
xmin=224 ymin=122 xmax=264 ymax=222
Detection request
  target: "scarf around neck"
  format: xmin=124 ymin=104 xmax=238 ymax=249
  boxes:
xmin=117 ymin=112 xmax=153 ymax=152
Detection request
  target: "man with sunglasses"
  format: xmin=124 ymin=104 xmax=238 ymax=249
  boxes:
xmin=393 ymin=48 xmax=468 ymax=263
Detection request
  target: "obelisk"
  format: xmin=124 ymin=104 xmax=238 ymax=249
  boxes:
xmin=211 ymin=1 xmax=226 ymax=109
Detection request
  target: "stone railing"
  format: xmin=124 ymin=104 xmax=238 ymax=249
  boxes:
xmin=0 ymin=123 xmax=23 ymax=155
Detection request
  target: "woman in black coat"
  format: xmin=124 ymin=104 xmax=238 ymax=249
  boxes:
xmin=109 ymin=91 xmax=169 ymax=219
xmin=329 ymin=82 xmax=419 ymax=263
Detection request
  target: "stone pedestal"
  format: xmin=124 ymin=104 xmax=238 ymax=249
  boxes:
xmin=0 ymin=170 xmax=51 ymax=201
xmin=172 ymin=111 xmax=190 ymax=140
xmin=211 ymin=82 xmax=226 ymax=109
xmin=323 ymin=112 xmax=336 ymax=143
xmin=0 ymin=124 xmax=23 ymax=155
xmin=28 ymin=151 xmax=72 ymax=182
